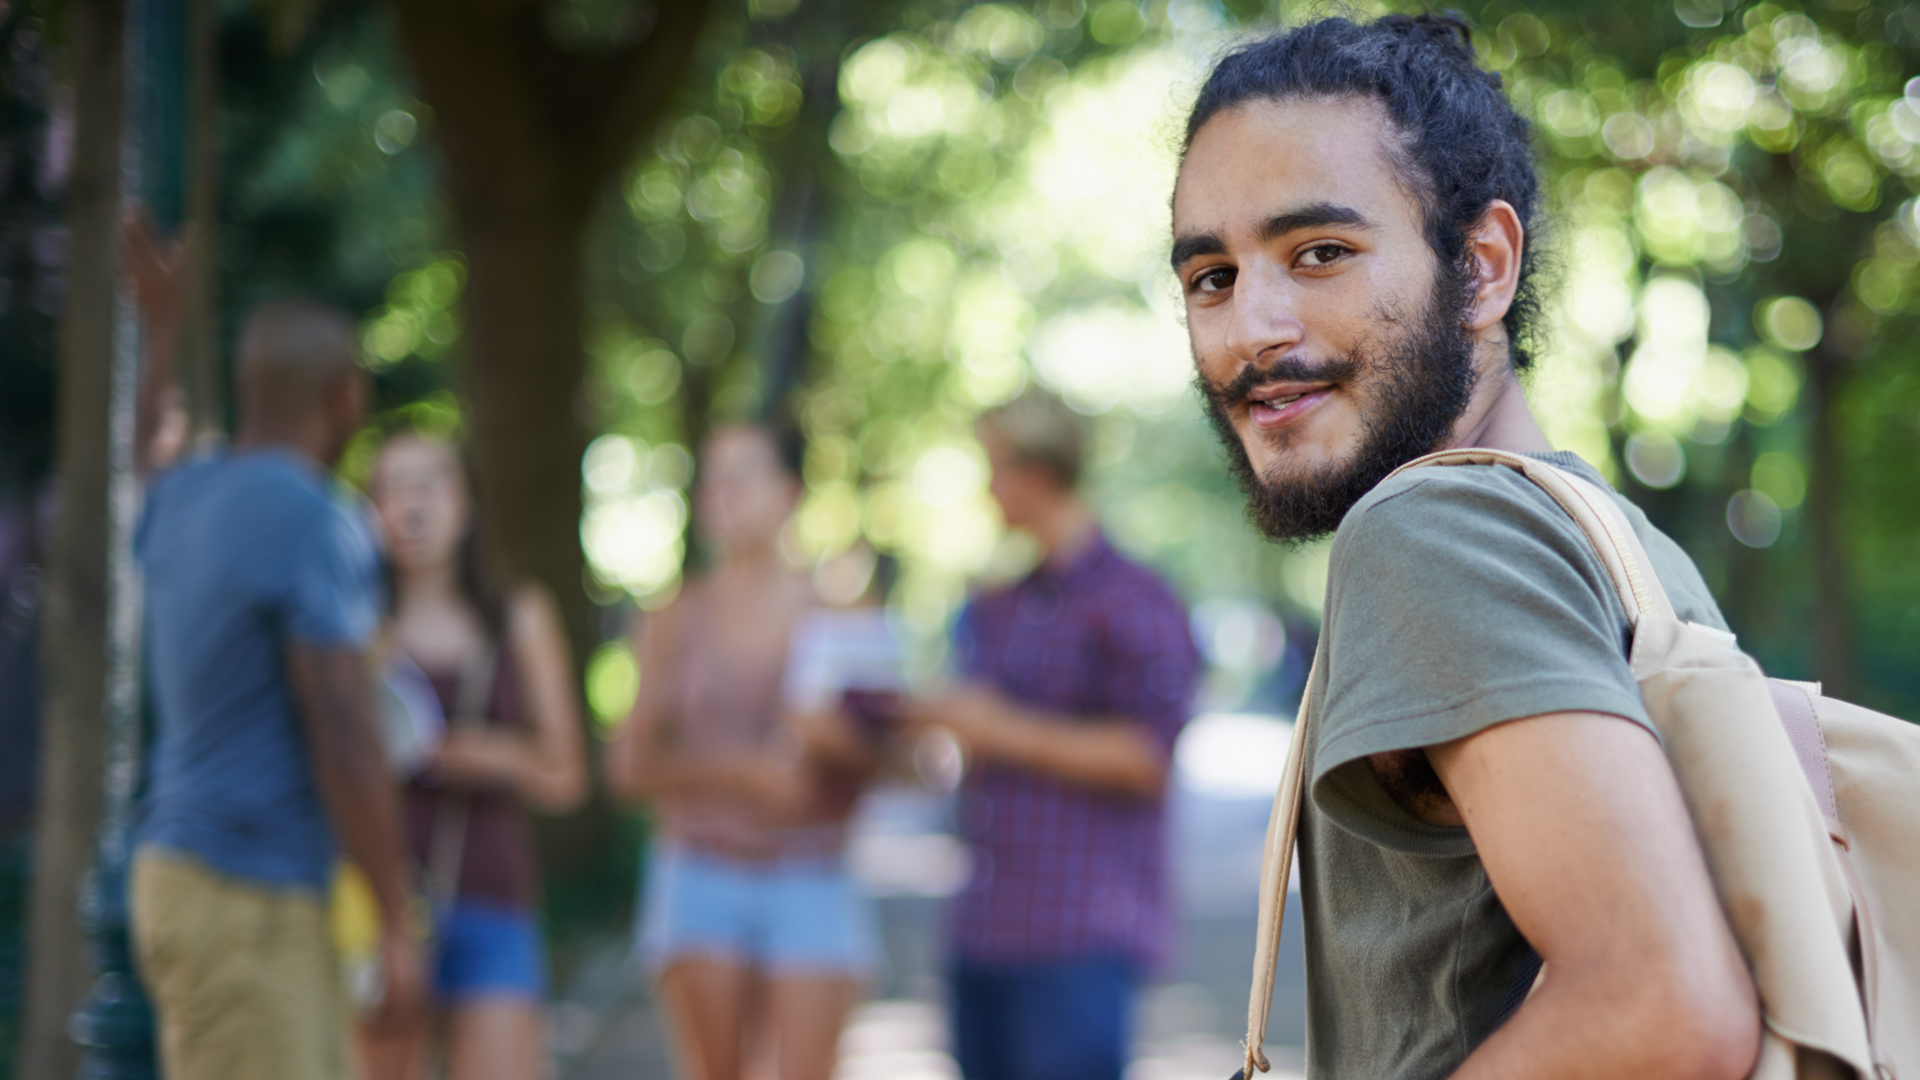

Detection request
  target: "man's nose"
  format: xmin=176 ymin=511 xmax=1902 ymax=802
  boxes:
xmin=1222 ymin=261 xmax=1306 ymax=367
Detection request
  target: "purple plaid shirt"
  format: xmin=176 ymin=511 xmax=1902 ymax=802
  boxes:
xmin=949 ymin=530 xmax=1199 ymax=969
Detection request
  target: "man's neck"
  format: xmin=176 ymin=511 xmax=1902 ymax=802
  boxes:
xmin=1447 ymin=365 xmax=1553 ymax=456
xmin=1031 ymin=496 xmax=1099 ymax=568
xmin=233 ymin=416 xmax=335 ymax=470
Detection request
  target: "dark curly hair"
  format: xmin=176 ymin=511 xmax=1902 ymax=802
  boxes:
xmin=1183 ymin=13 xmax=1544 ymax=369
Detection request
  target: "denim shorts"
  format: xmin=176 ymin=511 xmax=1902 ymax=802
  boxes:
xmin=636 ymin=842 xmax=878 ymax=977
xmin=434 ymin=900 xmax=547 ymax=1002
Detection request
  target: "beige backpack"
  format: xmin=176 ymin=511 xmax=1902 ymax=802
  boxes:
xmin=1236 ymin=448 xmax=1920 ymax=1080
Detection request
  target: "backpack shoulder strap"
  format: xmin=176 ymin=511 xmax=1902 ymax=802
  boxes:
xmin=1237 ymin=641 xmax=1320 ymax=1080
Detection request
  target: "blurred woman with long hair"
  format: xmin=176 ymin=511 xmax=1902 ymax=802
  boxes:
xmin=607 ymin=424 xmax=878 ymax=1080
xmin=361 ymin=430 xmax=587 ymax=1080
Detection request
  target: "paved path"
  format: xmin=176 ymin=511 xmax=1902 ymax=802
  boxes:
xmin=559 ymin=990 xmax=1304 ymax=1080
xmin=554 ymin=896 xmax=1309 ymax=1080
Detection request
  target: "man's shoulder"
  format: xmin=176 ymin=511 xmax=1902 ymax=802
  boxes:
xmin=1074 ymin=543 xmax=1187 ymax=635
xmin=146 ymin=455 xmax=362 ymax=589
xmin=1087 ymin=536 xmax=1180 ymax=594
xmin=141 ymin=453 xmax=221 ymax=522
xmin=1318 ymin=454 xmax=1631 ymax=656
xmin=154 ymin=451 xmax=336 ymax=520
xmin=1333 ymin=452 xmax=1728 ymax=631
xmin=1335 ymin=457 xmax=1584 ymax=564
xmin=229 ymin=459 xmax=364 ymax=557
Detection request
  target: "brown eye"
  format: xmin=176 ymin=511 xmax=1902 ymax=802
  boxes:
xmin=1193 ymin=267 xmax=1235 ymax=293
xmin=1298 ymin=244 xmax=1348 ymax=267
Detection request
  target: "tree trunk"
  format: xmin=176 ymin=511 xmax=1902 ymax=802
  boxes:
xmin=460 ymin=210 xmax=606 ymax=874
xmin=460 ymin=210 xmax=593 ymax=652
xmin=387 ymin=0 xmax=711 ymax=650
xmin=180 ymin=0 xmax=222 ymax=442
xmin=19 ymin=0 xmax=127 ymax=1075
xmin=385 ymin=0 xmax=714 ymax=878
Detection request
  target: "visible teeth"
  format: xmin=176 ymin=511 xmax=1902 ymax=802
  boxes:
xmin=1269 ymin=393 xmax=1303 ymax=406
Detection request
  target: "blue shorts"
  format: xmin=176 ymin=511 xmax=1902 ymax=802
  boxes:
xmin=636 ymin=842 xmax=877 ymax=977
xmin=434 ymin=900 xmax=546 ymax=1002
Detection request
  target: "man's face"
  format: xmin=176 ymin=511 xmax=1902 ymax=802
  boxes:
xmin=978 ymin=428 xmax=1054 ymax=532
xmin=1172 ymin=96 xmax=1478 ymax=541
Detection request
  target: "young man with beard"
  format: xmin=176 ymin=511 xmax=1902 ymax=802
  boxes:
xmin=1171 ymin=16 xmax=1761 ymax=1080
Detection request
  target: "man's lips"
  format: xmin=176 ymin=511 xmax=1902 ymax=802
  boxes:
xmin=1245 ymin=383 xmax=1334 ymax=429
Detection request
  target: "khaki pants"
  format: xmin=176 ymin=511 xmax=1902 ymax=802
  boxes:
xmin=131 ymin=849 xmax=355 ymax=1080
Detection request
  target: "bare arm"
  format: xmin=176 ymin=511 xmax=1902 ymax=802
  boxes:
xmin=284 ymin=641 xmax=424 ymax=1018
xmin=285 ymin=644 xmax=411 ymax=921
xmin=1427 ymin=712 xmax=1760 ymax=1080
xmin=908 ymin=687 xmax=1167 ymax=799
xmin=914 ymin=584 xmax=1194 ymax=801
xmin=429 ymin=587 xmax=588 ymax=813
xmin=121 ymin=211 xmax=187 ymax=479
xmin=506 ymin=587 xmax=588 ymax=812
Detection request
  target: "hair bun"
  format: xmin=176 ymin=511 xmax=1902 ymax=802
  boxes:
xmin=1382 ymin=11 xmax=1477 ymax=58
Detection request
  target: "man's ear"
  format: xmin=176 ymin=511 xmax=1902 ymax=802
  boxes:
xmin=326 ymin=369 xmax=368 ymax=436
xmin=1466 ymin=200 xmax=1525 ymax=334
xmin=345 ymin=369 xmax=370 ymax=419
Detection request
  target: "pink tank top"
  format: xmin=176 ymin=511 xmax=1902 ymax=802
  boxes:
xmin=659 ymin=585 xmax=847 ymax=861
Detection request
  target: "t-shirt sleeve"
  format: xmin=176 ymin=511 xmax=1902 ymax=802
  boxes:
xmin=283 ymin=499 xmax=379 ymax=647
xmin=133 ymin=467 xmax=175 ymax=563
xmin=1310 ymin=468 xmax=1653 ymax=851
xmin=1097 ymin=578 xmax=1200 ymax=757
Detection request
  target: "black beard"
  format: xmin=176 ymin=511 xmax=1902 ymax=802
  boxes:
xmin=1198 ymin=272 xmax=1479 ymax=543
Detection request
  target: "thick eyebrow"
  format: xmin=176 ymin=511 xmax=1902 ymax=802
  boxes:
xmin=1259 ymin=202 xmax=1372 ymax=243
xmin=1169 ymin=231 xmax=1225 ymax=273
xmin=1171 ymin=202 xmax=1374 ymax=274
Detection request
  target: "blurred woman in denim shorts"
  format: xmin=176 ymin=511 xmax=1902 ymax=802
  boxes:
xmin=606 ymin=424 xmax=880 ymax=1080
xmin=360 ymin=431 xmax=588 ymax=1080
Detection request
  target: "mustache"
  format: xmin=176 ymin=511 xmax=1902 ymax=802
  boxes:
xmin=1200 ymin=353 xmax=1364 ymax=407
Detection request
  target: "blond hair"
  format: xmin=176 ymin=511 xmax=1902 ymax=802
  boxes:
xmin=975 ymin=388 xmax=1088 ymax=489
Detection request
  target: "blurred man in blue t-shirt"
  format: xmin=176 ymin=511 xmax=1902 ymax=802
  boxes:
xmin=131 ymin=298 xmax=422 ymax=1080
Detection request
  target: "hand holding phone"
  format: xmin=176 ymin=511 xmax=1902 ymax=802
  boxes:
xmin=840 ymin=688 xmax=906 ymax=739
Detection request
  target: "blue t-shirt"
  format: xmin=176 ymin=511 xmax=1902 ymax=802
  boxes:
xmin=136 ymin=448 xmax=379 ymax=893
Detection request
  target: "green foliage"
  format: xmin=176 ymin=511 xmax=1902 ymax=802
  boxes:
xmin=580 ymin=1 xmax=1295 ymax=663
xmin=3 ymin=0 xmax=1915 ymax=1011
xmin=569 ymin=0 xmax=1920 ymax=715
xmin=1451 ymin=0 xmax=1920 ymax=709
xmin=585 ymin=640 xmax=641 ymax=735
xmin=216 ymin=0 xmax=451 ymax=424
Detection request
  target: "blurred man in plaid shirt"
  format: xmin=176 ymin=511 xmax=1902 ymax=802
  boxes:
xmin=906 ymin=388 xmax=1200 ymax=1080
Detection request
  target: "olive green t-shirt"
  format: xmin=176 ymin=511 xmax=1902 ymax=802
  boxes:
xmin=1299 ymin=452 xmax=1727 ymax=1080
